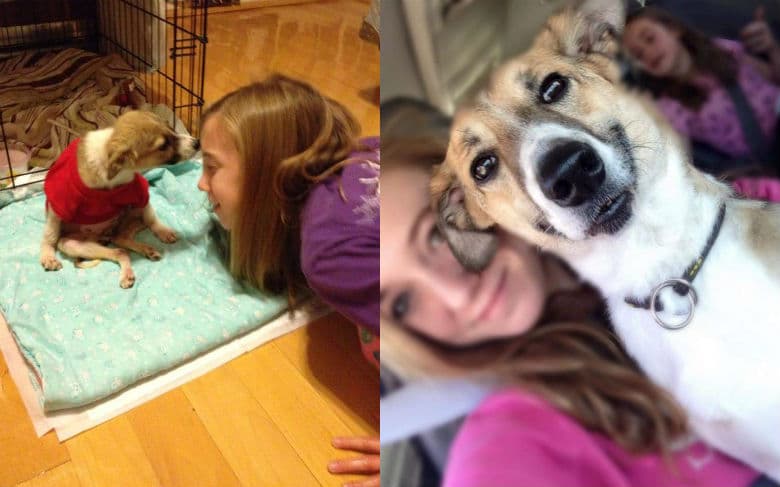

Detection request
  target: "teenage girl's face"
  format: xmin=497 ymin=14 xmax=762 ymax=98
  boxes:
xmin=197 ymin=115 xmax=243 ymax=230
xmin=624 ymin=17 xmax=688 ymax=78
xmin=380 ymin=164 xmax=548 ymax=346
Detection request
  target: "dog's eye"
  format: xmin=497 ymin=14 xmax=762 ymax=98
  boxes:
xmin=470 ymin=154 xmax=498 ymax=183
xmin=539 ymin=73 xmax=568 ymax=104
xmin=159 ymin=138 xmax=170 ymax=150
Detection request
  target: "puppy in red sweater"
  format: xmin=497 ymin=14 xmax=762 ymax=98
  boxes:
xmin=40 ymin=110 xmax=199 ymax=288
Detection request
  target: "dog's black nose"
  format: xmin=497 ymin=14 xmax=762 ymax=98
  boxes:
xmin=538 ymin=140 xmax=605 ymax=207
xmin=193 ymin=138 xmax=201 ymax=151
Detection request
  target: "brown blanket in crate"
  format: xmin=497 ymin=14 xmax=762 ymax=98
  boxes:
xmin=0 ymin=48 xmax=147 ymax=168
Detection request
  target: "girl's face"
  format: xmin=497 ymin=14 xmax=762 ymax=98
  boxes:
xmin=624 ymin=17 xmax=688 ymax=78
xmin=198 ymin=115 xmax=243 ymax=230
xmin=380 ymin=164 xmax=548 ymax=346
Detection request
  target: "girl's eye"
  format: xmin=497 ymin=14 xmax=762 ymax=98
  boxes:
xmin=392 ymin=292 xmax=410 ymax=321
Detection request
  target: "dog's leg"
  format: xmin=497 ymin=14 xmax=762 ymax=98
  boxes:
xmin=113 ymin=217 xmax=162 ymax=261
xmin=40 ymin=211 xmax=63 ymax=271
xmin=142 ymin=204 xmax=178 ymax=244
xmin=57 ymin=238 xmax=136 ymax=288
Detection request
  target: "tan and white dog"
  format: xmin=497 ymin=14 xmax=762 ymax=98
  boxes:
xmin=40 ymin=110 xmax=199 ymax=288
xmin=433 ymin=0 xmax=780 ymax=479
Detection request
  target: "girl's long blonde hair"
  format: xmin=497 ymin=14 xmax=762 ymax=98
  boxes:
xmin=381 ymin=99 xmax=687 ymax=454
xmin=202 ymin=74 xmax=361 ymax=306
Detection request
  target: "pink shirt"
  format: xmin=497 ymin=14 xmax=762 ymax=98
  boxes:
xmin=444 ymin=389 xmax=760 ymax=487
xmin=657 ymin=39 xmax=780 ymax=159
xmin=733 ymin=177 xmax=780 ymax=202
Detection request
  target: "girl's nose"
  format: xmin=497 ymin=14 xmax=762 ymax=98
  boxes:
xmin=419 ymin=245 xmax=479 ymax=311
xmin=197 ymin=172 xmax=209 ymax=192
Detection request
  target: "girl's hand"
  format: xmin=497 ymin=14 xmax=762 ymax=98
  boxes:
xmin=328 ymin=436 xmax=380 ymax=487
xmin=740 ymin=6 xmax=778 ymax=56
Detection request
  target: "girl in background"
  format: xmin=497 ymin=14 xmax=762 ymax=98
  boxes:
xmin=623 ymin=6 xmax=780 ymax=169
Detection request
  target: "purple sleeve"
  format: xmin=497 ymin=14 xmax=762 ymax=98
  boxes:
xmin=300 ymin=138 xmax=380 ymax=334
xmin=656 ymin=96 xmax=694 ymax=137
xmin=714 ymin=38 xmax=744 ymax=57
xmin=443 ymin=390 xmax=630 ymax=487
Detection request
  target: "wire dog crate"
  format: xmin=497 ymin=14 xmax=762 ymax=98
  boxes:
xmin=0 ymin=0 xmax=208 ymax=191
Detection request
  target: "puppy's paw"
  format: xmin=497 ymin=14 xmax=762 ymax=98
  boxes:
xmin=120 ymin=269 xmax=136 ymax=289
xmin=41 ymin=255 xmax=63 ymax=271
xmin=152 ymin=226 xmax=178 ymax=244
xmin=143 ymin=246 xmax=162 ymax=261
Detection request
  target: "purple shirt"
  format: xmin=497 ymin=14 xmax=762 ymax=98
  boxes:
xmin=657 ymin=38 xmax=780 ymax=159
xmin=444 ymin=389 xmax=759 ymax=487
xmin=300 ymin=136 xmax=380 ymax=335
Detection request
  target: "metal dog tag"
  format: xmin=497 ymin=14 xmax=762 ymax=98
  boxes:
xmin=650 ymin=278 xmax=697 ymax=330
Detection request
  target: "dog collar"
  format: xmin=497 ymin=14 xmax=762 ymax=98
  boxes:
xmin=624 ymin=203 xmax=726 ymax=330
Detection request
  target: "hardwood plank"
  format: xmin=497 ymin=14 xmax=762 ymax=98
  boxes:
xmin=65 ymin=417 xmax=160 ymax=487
xmin=16 ymin=462 xmax=81 ymax=487
xmin=126 ymin=390 xmax=242 ymax=487
xmin=273 ymin=313 xmax=379 ymax=432
xmin=231 ymin=341 xmax=371 ymax=486
xmin=0 ymin=356 xmax=70 ymax=487
xmin=204 ymin=1 xmax=379 ymax=135
xmin=182 ymin=365 xmax=320 ymax=487
xmin=205 ymin=0 xmax=319 ymax=15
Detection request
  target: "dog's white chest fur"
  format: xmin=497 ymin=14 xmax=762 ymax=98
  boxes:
xmin=570 ymin=200 xmax=780 ymax=479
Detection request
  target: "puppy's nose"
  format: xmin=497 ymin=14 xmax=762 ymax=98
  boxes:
xmin=538 ymin=140 xmax=604 ymax=207
xmin=193 ymin=138 xmax=201 ymax=151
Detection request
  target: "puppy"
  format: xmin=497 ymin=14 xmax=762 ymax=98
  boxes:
xmin=433 ymin=0 xmax=780 ymax=479
xmin=40 ymin=110 xmax=199 ymax=288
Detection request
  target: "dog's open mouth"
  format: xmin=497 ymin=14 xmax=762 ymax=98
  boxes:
xmin=587 ymin=191 xmax=632 ymax=236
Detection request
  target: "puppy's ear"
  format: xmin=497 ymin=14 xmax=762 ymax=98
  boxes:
xmin=431 ymin=164 xmax=499 ymax=273
xmin=568 ymin=0 xmax=626 ymax=58
xmin=106 ymin=142 xmax=137 ymax=180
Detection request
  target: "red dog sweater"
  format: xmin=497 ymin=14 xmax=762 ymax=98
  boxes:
xmin=44 ymin=138 xmax=150 ymax=224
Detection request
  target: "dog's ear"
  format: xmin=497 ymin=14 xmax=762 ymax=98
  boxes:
xmin=106 ymin=142 xmax=137 ymax=180
xmin=431 ymin=164 xmax=499 ymax=272
xmin=571 ymin=0 xmax=626 ymax=58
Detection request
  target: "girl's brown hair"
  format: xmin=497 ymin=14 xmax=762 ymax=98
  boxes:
xmin=626 ymin=6 xmax=737 ymax=110
xmin=202 ymin=74 xmax=361 ymax=305
xmin=381 ymin=99 xmax=687 ymax=454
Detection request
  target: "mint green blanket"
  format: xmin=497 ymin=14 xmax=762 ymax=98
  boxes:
xmin=0 ymin=163 xmax=287 ymax=411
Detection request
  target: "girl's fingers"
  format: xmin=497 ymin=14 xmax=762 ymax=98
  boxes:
xmin=344 ymin=475 xmax=380 ymax=487
xmin=755 ymin=5 xmax=765 ymax=21
xmin=741 ymin=22 xmax=768 ymax=39
xmin=328 ymin=456 xmax=381 ymax=474
xmin=332 ymin=436 xmax=381 ymax=453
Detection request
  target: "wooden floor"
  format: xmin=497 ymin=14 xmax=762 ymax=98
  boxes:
xmin=204 ymin=0 xmax=379 ymax=136
xmin=0 ymin=2 xmax=379 ymax=486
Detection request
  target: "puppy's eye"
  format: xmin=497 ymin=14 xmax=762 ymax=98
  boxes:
xmin=159 ymin=138 xmax=170 ymax=150
xmin=392 ymin=292 xmax=410 ymax=321
xmin=470 ymin=154 xmax=498 ymax=183
xmin=539 ymin=73 xmax=568 ymax=104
